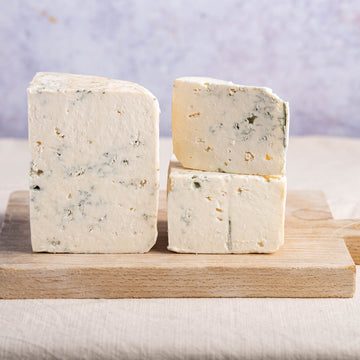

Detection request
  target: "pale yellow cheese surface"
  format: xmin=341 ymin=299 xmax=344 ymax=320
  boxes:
xmin=167 ymin=157 xmax=286 ymax=253
xmin=172 ymin=77 xmax=289 ymax=175
xmin=28 ymin=72 xmax=160 ymax=253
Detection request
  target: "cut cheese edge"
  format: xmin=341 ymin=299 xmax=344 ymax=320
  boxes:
xmin=172 ymin=76 xmax=289 ymax=175
xmin=167 ymin=156 xmax=286 ymax=253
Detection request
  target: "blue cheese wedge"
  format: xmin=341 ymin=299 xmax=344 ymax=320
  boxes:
xmin=167 ymin=157 xmax=286 ymax=253
xmin=28 ymin=72 xmax=160 ymax=253
xmin=172 ymin=77 xmax=289 ymax=175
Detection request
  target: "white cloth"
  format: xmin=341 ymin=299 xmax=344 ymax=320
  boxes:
xmin=0 ymin=136 xmax=359 ymax=360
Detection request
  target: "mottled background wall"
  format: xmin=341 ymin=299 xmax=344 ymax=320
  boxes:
xmin=0 ymin=0 xmax=359 ymax=137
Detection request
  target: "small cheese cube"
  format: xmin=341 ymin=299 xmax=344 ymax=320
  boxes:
xmin=28 ymin=72 xmax=160 ymax=253
xmin=167 ymin=157 xmax=286 ymax=253
xmin=172 ymin=77 xmax=289 ymax=175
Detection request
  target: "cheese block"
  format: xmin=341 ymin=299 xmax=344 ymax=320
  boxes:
xmin=167 ymin=157 xmax=286 ymax=253
xmin=172 ymin=77 xmax=289 ymax=175
xmin=27 ymin=72 xmax=160 ymax=253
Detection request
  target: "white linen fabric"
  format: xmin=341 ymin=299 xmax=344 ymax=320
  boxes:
xmin=0 ymin=136 xmax=359 ymax=360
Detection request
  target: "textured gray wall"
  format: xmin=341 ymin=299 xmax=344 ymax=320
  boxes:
xmin=0 ymin=0 xmax=359 ymax=137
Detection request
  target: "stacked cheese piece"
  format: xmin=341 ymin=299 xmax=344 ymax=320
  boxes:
xmin=168 ymin=77 xmax=289 ymax=253
xmin=28 ymin=73 xmax=160 ymax=253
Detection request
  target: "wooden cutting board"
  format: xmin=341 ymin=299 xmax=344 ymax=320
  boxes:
xmin=0 ymin=190 xmax=357 ymax=299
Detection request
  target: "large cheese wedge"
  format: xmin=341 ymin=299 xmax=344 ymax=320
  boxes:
xmin=28 ymin=72 xmax=160 ymax=253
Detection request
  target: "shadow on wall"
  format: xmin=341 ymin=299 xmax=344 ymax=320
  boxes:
xmin=0 ymin=0 xmax=359 ymax=137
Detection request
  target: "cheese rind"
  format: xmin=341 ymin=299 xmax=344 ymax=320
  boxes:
xmin=28 ymin=72 xmax=160 ymax=253
xmin=172 ymin=77 xmax=289 ymax=175
xmin=167 ymin=157 xmax=286 ymax=253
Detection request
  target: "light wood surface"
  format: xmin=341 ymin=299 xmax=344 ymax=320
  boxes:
xmin=0 ymin=190 xmax=357 ymax=299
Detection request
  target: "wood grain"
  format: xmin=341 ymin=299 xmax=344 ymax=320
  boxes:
xmin=0 ymin=190 xmax=356 ymax=299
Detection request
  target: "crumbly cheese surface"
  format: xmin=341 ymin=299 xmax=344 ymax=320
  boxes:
xmin=28 ymin=72 xmax=160 ymax=253
xmin=167 ymin=157 xmax=286 ymax=253
xmin=172 ymin=77 xmax=289 ymax=175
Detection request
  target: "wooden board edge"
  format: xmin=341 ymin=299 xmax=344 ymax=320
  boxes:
xmin=345 ymin=237 xmax=360 ymax=265
xmin=0 ymin=265 xmax=355 ymax=299
xmin=334 ymin=219 xmax=360 ymax=265
xmin=0 ymin=190 xmax=28 ymax=224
